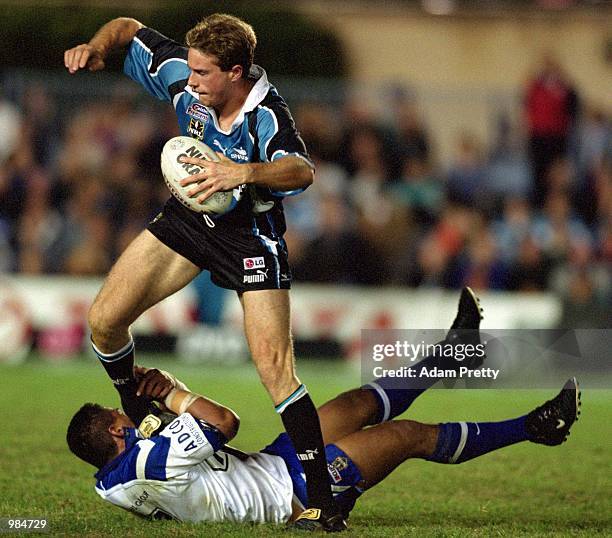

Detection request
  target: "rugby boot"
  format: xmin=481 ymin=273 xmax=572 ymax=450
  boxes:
xmin=526 ymin=377 xmax=581 ymax=446
xmin=290 ymin=508 xmax=347 ymax=532
xmin=442 ymin=287 xmax=485 ymax=385
xmin=450 ymin=286 xmax=484 ymax=333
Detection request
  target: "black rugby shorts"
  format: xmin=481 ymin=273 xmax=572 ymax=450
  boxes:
xmin=147 ymin=197 xmax=291 ymax=292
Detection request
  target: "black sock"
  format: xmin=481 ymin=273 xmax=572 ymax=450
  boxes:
xmin=276 ymin=384 xmax=336 ymax=514
xmin=91 ymin=338 xmax=150 ymax=424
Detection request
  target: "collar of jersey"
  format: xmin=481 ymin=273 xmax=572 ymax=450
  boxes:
xmin=185 ymin=64 xmax=270 ymax=135
xmin=93 ymin=427 xmax=142 ymax=480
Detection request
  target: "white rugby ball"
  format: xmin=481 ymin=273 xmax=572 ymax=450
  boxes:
xmin=161 ymin=136 xmax=234 ymax=215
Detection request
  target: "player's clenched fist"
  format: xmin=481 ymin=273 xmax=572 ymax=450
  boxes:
xmin=64 ymin=44 xmax=106 ymax=74
xmin=64 ymin=18 xmax=142 ymax=75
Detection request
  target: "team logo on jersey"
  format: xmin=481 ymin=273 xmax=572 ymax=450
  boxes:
xmin=187 ymin=118 xmax=205 ymax=140
xmin=331 ymin=456 xmax=348 ymax=471
xmin=230 ymin=146 xmax=249 ymax=162
xmin=243 ymin=256 xmax=265 ymax=270
xmin=138 ymin=414 xmax=162 ymax=439
xmin=327 ymin=456 xmax=348 ymax=483
xmin=211 ymin=140 xmax=249 ymax=162
xmin=186 ymin=102 xmax=209 ymax=122
xmin=328 ymin=464 xmax=342 ymax=483
xmin=243 ymin=269 xmax=268 ymax=284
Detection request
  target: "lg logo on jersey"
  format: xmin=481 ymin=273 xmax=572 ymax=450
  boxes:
xmin=243 ymin=257 xmax=265 ymax=270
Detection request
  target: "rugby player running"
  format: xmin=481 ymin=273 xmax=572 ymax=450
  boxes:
xmin=64 ymin=13 xmax=344 ymax=530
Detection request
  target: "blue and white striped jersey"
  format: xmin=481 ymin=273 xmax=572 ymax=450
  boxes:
xmin=94 ymin=413 xmax=293 ymax=523
xmin=124 ymin=27 xmax=312 ymax=229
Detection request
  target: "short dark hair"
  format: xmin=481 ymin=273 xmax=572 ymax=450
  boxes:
xmin=185 ymin=13 xmax=256 ymax=76
xmin=66 ymin=403 xmax=117 ymax=469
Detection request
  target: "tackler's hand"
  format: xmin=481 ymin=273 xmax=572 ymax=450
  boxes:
xmin=133 ymin=365 xmax=147 ymax=381
xmin=136 ymin=368 xmax=174 ymax=401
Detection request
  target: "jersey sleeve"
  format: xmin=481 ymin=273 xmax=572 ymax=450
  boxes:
xmin=134 ymin=413 xmax=226 ymax=480
xmin=254 ymin=100 xmax=314 ymax=196
xmin=124 ymin=27 xmax=190 ymax=103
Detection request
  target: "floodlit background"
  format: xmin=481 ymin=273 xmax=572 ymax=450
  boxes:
xmin=0 ymin=1 xmax=610 ymax=536
xmin=0 ymin=0 xmax=609 ymax=364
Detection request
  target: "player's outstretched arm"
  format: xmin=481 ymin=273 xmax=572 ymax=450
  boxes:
xmin=64 ymin=17 xmax=143 ymax=74
xmin=136 ymin=367 xmax=240 ymax=441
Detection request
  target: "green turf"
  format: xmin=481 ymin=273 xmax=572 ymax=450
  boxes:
xmin=0 ymin=356 xmax=610 ymax=537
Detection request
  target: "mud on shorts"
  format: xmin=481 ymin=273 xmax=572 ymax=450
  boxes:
xmin=147 ymin=197 xmax=292 ymax=292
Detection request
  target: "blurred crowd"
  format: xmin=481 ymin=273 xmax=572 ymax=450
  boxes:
xmin=0 ymin=57 xmax=610 ymax=323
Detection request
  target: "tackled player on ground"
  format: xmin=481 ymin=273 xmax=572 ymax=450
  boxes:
xmin=66 ymin=289 xmax=581 ymax=526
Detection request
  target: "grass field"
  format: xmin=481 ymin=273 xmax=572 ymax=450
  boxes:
xmin=0 ymin=356 xmax=610 ymax=537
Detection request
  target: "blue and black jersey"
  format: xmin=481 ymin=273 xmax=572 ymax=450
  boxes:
xmin=124 ymin=27 xmax=312 ymax=235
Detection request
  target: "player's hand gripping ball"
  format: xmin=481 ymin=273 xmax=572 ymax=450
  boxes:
xmin=161 ymin=136 xmax=234 ymax=215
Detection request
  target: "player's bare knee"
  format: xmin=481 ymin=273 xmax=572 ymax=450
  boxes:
xmin=88 ymin=303 xmax=111 ymax=337
xmin=407 ymin=421 xmax=438 ymax=456
xmin=390 ymin=420 xmax=432 ymax=456
xmin=332 ymin=389 xmax=379 ymax=425
xmin=88 ymin=301 xmax=129 ymax=348
xmin=353 ymin=388 xmax=380 ymax=424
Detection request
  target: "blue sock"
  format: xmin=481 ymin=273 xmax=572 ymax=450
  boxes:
xmin=427 ymin=416 xmax=528 ymax=464
xmin=364 ymin=352 xmax=443 ymax=423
